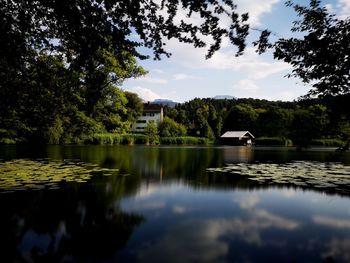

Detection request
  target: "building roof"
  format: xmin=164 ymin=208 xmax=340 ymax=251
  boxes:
xmin=143 ymin=104 xmax=163 ymax=113
xmin=221 ymin=131 xmax=255 ymax=139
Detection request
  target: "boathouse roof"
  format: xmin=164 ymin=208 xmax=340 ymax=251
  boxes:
xmin=220 ymin=131 xmax=255 ymax=139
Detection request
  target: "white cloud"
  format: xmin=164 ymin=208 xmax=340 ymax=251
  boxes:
xmin=125 ymin=86 xmax=179 ymax=102
xmin=337 ymin=0 xmax=350 ymax=19
xmin=126 ymin=86 xmax=162 ymax=101
xmin=234 ymin=79 xmax=260 ymax=92
xmin=324 ymin=3 xmax=334 ymax=13
xmin=153 ymin=69 xmax=165 ymax=74
xmin=173 ymin=73 xmax=193 ymax=81
xmin=166 ymin=40 xmax=291 ymax=80
xmin=235 ymin=0 xmax=281 ymax=26
xmin=134 ymin=76 xmax=168 ymax=85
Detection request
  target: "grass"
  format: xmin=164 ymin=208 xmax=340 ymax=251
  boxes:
xmin=84 ymin=134 xmax=211 ymax=145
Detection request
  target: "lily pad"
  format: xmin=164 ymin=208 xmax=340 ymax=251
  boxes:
xmin=0 ymin=159 xmax=123 ymax=193
xmin=206 ymin=161 xmax=350 ymax=194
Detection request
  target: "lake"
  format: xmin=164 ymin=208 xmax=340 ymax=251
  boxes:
xmin=0 ymin=145 xmax=350 ymax=262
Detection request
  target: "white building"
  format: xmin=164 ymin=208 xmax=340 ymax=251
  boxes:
xmin=131 ymin=104 xmax=164 ymax=132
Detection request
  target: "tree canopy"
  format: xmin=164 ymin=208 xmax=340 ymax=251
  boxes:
xmin=1 ymin=0 xmax=250 ymax=63
xmin=0 ymin=0 xmax=252 ymax=143
xmin=1 ymin=0 xmax=350 ymax=144
xmin=257 ymin=0 xmax=350 ymax=96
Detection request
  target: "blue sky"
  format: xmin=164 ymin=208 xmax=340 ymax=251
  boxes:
xmin=122 ymin=0 xmax=350 ymax=102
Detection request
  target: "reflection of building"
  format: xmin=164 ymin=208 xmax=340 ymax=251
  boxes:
xmin=131 ymin=104 xmax=164 ymax=132
xmin=220 ymin=131 xmax=255 ymax=146
xmin=223 ymin=147 xmax=254 ymax=163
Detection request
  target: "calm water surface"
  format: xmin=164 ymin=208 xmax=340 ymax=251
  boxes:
xmin=0 ymin=145 xmax=350 ymax=262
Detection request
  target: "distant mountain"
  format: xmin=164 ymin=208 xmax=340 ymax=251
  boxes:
xmin=213 ymin=95 xmax=237 ymax=100
xmin=151 ymin=99 xmax=179 ymax=108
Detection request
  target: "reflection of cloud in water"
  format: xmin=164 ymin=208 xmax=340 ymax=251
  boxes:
xmin=280 ymin=188 xmax=297 ymax=198
xmin=253 ymin=209 xmax=299 ymax=230
xmin=136 ymin=211 xmax=300 ymax=262
xmin=136 ymin=184 xmax=159 ymax=199
xmin=136 ymin=183 xmax=182 ymax=199
xmin=234 ymin=195 xmax=259 ymax=209
xmin=172 ymin=206 xmax=187 ymax=214
xmin=137 ymin=220 xmax=229 ymax=263
xmin=313 ymin=215 xmax=350 ymax=228
xmin=127 ymin=200 xmax=165 ymax=210
xmin=234 ymin=195 xmax=299 ymax=231
xmin=322 ymin=238 xmax=350 ymax=262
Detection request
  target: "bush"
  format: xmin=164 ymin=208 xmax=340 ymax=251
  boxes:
xmin=0 ymin=129 xmax=19 ymax=144
xmin=83 ymin=134 xmax=211 ymax=146
xmin=160 ymin=136 xmax=210 ymax=145
xmin=255 ymin=137 xmax=293 ymax=146
xmin=133 ymin=134 xmax=149 ymax=144
xmin=120 ymin=135 xmax=135 ymax=145
xmin=159 ymin=117 xmax=187 ymax=137
xmin=310 ymin=139 xmax=344 ymax=147
xmin=159 ymin=137 xmax=178 ymax=144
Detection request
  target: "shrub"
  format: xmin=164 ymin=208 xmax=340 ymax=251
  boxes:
xmin=160 ymin=137 xmax=177 ymax=144
xmin=311 ymin=139 xmax=344 ymax=147
xmin=255 ymin=137 xmax=293 ymax=146
xmin=160 ymin=136 xmax=210 ymax=145
xmin=83 ymin=134 xmax=211 ymax=146
xmin=121 ymin=135 xmax=135 ymax=145
xmin=159 ymin=117 xmax=187 ymax=137
xmin=133 ymin=134 xmax=149 ymax=144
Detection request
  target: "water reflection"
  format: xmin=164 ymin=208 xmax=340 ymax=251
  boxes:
xmin=0 ymin=176 xmax=144 ymax=262
xmin=223 ymin=146 xmax=254 ymax=163
xmin=120 ymin=185 xmax=350 ymax=263
xmin=0 ymin=145 xmax=350 ymax=262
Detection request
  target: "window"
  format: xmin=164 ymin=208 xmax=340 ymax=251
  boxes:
xmin=142 ymin=112 xmax=156 ymax=117
xmin=136 ymin=120 xmax=147 ymax=123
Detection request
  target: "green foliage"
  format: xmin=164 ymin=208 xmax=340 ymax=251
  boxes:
xmin=255 ymin=137 xmax=293 ymax=146
xmin=291 ymin=104 xmax=329 ymax=147
xmin=84 ymin=134 xmax=149 ymax=145
xmin=159 ymin=117 xmax=187 ymax=137
xmin=223 ymin=104 xmax=258 ymax=133
xmin=160 ymin=137 xmax=210 ymax=145
xmin=0 ymin=129 xmax=19 ymax=144
xmin=168 ymin=96 xmax=350 ymax=147
xmin=0 ymin=0 xmax=250 ymax=63
xmin=145 ymin=121 xmax=159 ymax=145
xmin=258 ymin=0 xmax=350 ymax=96
xmin=0 ymin=51 xmax=144 ymax=144
xmin=124 ymin=92 xmax=144 ymax=124
xmin=310 ymin=139 xmax=344 ymax=147
xmin=84 ymin=133 xmax=211 ymax=146
xmin=257 ymin=107 xmax=293 ymax=137
xmin=45 ymin=118 xmax=64 ymax=145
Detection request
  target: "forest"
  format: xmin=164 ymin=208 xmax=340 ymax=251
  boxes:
xmin=0 ymin=0 xmax=349 ymax=146
xmin=164 ymin=95 xmax=350 ymax=147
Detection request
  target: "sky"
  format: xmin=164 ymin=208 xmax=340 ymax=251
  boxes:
xmin=121 ymin=0 xmax=350 ymax=103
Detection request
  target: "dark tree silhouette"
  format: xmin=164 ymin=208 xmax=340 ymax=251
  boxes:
xmin=256 ymin=0 xmax=350 ymax=96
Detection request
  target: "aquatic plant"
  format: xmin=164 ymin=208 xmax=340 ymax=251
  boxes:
xmin=207 ymin=161 xmax=350 ymax=194
xmin=0 ymin=159 xmax=119 ymax=192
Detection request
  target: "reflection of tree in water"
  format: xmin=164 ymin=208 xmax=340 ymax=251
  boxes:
xmin=0 ymin=174 xmax=144 ymax=262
